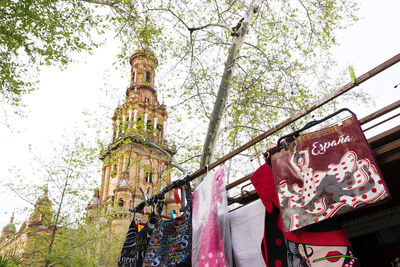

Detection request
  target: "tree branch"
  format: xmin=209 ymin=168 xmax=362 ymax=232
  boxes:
xmin=118 ymin=134 xmax=188 ymax=175
xmin=188 ymin=23 xmax=230 ymax=32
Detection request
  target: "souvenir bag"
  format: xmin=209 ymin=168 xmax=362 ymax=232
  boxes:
xmin=192 ymin=167 xmax=232 ymax=267
xmin=133 ymin=212 xmax=157 ymax=266
xmin=118 ymin=212 xmax=157 ymax=267
xmin=118 ymin=214 xmax=139 ymax=266
xmin=252 ymin=163 xmax=361 ymax=267
xmin=270 ymin=114 xmax=390 ymax=232
xmin=142 ymin=184 xmax=192 ymax=267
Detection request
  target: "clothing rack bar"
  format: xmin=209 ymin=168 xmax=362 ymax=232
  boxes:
xmin=224 ymin=99 xmax=400 ymax=192
xmin=225 ymin=174 xmax=252 ymax=190
xmin=359 ymin=99 xmax=400 ymax=125
xmin=190 ymin=53 xmax=400 ymax=180
xmin=363 ymin=112 xmax=400 ymax=132
xmin=130 ymin=53 xmax=400 ymax=213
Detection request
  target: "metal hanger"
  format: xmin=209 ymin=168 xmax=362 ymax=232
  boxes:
xmin=276 ymin=108 xmax=355 ymax=151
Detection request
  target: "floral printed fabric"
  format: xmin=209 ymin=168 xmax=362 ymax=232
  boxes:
xmin=142 ymin=184 xmax=192 ymax=267
xmin=192 ymin=167 xmax=232 ymax=267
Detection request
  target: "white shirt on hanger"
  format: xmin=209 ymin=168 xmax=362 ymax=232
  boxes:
xmin=229 ymin=199 xmax=266 ymax=267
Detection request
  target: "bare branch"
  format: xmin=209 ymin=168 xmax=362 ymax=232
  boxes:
xmin=178 ymin=154 xmax=201 ymax=165
xmin=188 ymin=23 xmax=230 ymax=32
xmin=297 ymin=0 xmax=321 ymax=46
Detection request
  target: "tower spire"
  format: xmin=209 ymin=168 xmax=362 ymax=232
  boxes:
xmin=108 ymin=49 xmax=170 ymax=145
xmin=129 ymin=49 xmax=158 ymax=89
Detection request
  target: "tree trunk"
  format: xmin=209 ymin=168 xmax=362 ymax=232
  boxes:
xmin=44 ymin=167 xmax=71 ymax=267
xmin=197 ymin=0 xmax=261 ymax=186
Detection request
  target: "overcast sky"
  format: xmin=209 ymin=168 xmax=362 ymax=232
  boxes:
xmin=1 ymin=0 xmax=399 ymax=228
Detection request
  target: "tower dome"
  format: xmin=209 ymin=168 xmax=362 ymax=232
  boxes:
xmin=129 ymin=49 xmax=158 ymax=88
xmin=36 ymin=187 xmax=50 ymax=206
xmin=1 ymin=213 xmax=16 ymax=240
xmin=28 ymin=188 xmax=52 ymax=228
xmin=86 ymin=188 xmax=100 ymax=220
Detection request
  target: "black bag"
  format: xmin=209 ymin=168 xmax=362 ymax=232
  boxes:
xmin=143 ymin=184 xmax=192 ymax=266
xmin=118 ymin=212 xmax=157 ymax=267
xmin=118 ymin=215 xmax=138 ymax=266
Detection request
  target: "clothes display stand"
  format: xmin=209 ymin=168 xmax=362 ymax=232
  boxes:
xmin=117 ymin=54 xmax=400 ymax=267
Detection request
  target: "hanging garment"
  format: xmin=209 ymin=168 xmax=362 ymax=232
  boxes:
xmin=118 ymin=213 xmax=157 ymax=267
xmin=229 ymin=199 xmax=266 ymax=267
xmin=143 ymin=184 xmax=192 ymax=267
xmin=270 ymin=115 xmax=390 ymax=232
xmin=262 ymin=207 xmax=360 ymax=267
xmin=118 ymin=216 xmax=139 ymax=266
xmin=252 ymin=163 xmax=361 ymax=267
xmin=134 ymin=213 xmax=157 ymax=267
xmin=192 ymin=167 xmax=232 ymax=267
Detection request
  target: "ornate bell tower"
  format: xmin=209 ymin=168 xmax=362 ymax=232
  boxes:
xmin=1 ymin=213 xmax=16 ymax=242
xmin=28 ymin=188 xmax=52 ymax=229
xmin=89 ymin=50 xmax=178 ymax=234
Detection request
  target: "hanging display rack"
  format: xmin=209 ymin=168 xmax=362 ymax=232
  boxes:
xmin=130 ymin=53 xmax=400 ymax=213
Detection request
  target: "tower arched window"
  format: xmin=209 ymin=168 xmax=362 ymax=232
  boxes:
xmin=134 ymin=65 xmax=138 ymax=82
xmin=147 ymin=120 xmax=153 ymax=131
xmin=145 ymin=172 xmax=152 ymax=183
xmin=146 ymin=71 xmax=151 ymax=83
xmin=118 ymin=198 xmax=124 ymax=207
xmin=156 ymin=124 xmax=162 ymax=135
xmin=137 ymin=116 xmax=143 ymax=129
xmin=111 ymin=164 xmax=117 ymax=177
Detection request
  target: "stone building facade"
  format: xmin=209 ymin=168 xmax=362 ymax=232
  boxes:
xmin=0 ymin=190 xmax=52 ymax=263
xmin=87 ymin=50 xmax=179 ymax=235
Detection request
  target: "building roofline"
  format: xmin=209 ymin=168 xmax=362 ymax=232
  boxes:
xmin=99 ymin=135 xmax=175 ymax=160
xmin=129 ymin=50 xmax=158 ymax=68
